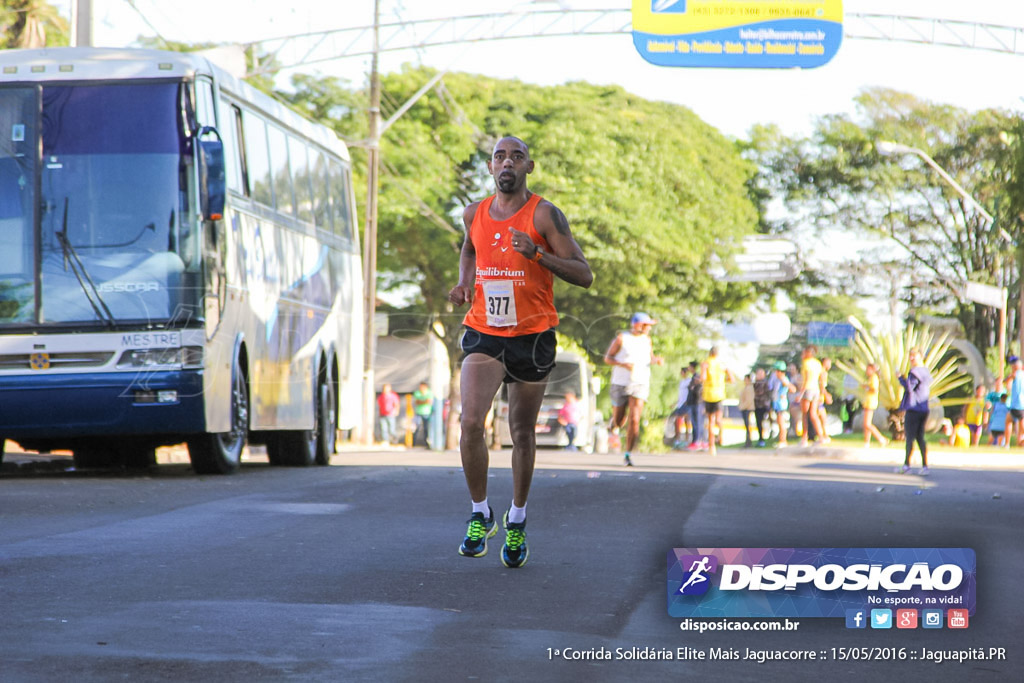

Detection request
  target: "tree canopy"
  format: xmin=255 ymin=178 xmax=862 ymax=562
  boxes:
xmin=284 ymin=68 xmax=762 ymax=370
xmin=0 ymin=0 xmax=67 ymax=48
xmin=746 ymin=87 xmax=1022 ymax=360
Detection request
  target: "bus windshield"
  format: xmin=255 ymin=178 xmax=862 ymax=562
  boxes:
xmin=0 ymin=81 xmax=194 ymax=326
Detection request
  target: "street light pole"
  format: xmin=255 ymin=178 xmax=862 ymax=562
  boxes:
xmin=71 ymin=0 xmax=92 ymax=47
xmin=361 ymin=0 xmax=382 ymax=444
xmin=876 ymin=139 xmax=1011 ymax=379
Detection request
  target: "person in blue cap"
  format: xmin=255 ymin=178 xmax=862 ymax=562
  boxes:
xmin=604 ymin=312 xmax=663 ymax=466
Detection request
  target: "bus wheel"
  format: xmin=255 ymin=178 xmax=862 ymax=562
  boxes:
xmin=115 ymin=441 xmax=157 ymax=470
xmin=266 ymin=373 xmax=331 ymax=467
xmin=73 ymin=442 xmax=114 ymax=469
xmin=314 ymin=375 xmax=336 ymax=466
xmin=188 ymin=365 xmax=248 ymax=475
xmin=266 ymin=427 xmax=315 ymax=466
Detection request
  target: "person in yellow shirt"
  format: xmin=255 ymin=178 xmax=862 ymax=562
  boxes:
xmin=962 ymin=385 xmax=986 ymax=446
xmin=949 ymin=416 xmax=972 ymax=448
xmin=799 ymin=345 xmax=828 ymax=447
xmin=702 ymin=346 xmax=736 ymax=456
xmin=861 ymin=363 xmax=889 ymax=448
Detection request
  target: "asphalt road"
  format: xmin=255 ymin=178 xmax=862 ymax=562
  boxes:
xmin=1 ymin=447 xmax=1021 ymax=682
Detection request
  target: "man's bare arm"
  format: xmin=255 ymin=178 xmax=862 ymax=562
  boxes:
xmin=533 ymin=202 xmax=593 ymax=288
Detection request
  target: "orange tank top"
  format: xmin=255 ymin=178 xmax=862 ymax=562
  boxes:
xmin=463 ymin=193 xmax=559 ymax=336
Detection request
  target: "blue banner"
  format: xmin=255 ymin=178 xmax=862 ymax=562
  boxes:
xmin=668 ymin=548 xmax=976 ymax=619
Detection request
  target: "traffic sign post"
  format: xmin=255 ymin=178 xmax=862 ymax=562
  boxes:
xmin=964 ymin=281 xmax=1008 ymax=379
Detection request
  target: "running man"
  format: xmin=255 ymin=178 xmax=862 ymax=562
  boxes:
xmin=605 ymin=312 xmax=663 ymax=466
xmin=448 ymin=136 xmax=593 ymax=568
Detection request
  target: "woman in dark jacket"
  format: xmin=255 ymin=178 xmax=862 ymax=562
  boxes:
xmin=898 ymin=348 xmax=933 ymax=475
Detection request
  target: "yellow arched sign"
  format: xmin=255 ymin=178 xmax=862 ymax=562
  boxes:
xmin=633 ymin=0 xmax=844 ymax=68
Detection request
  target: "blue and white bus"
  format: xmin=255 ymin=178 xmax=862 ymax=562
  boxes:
xmin=0 ymin=48 xmax=363 ymax=473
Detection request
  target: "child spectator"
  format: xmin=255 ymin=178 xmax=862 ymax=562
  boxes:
xmin=557 ymin=392 xmax=582 ymax=451
xmin=963 ymin=385 xmax=986 ymax=446
xmin=989 ymin=393 xmax=1009 ymax=447
xmin=949 ymin=416 xmax=971 ymax=448
xmin=739 ymin=373 xmax=756 ymax=448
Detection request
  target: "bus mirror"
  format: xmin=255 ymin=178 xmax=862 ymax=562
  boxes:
xmin=197 ymin=127 xmax=226 ymax=221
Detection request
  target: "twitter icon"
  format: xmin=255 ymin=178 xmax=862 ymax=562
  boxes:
xmin=870 ymin=609 xmax=892 ymax=629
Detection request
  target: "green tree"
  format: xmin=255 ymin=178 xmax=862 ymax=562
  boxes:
xmin=0 ymin=0 xmax=68 ymax=48
xmin=284 ymin=68 xmax=762 ymax=443
xmin=352 ymin=70 xmax=759 ymax=355
xmin=747 ymin=88 xmax=1021 ymax=356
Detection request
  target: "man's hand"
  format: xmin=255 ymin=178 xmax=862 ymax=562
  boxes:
xmin=448 ymin=284 xmax=474 ymax=306
xmin=508 ymin=226 xmax=538 ymax=259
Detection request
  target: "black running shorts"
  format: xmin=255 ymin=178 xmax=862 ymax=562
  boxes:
xmin=460 ymin=327 xmax=557 ymax=384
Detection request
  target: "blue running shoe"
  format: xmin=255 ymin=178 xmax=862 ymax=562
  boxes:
xmin=459 ymin=507 xmax=497 ymax=557
xmin=501 ymin=511 xmax=529 ymax=568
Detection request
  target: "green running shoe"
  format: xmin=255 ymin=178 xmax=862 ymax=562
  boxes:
xmin=501 ymin=511 xmax=529 ymax=569
xmin=459 ymin=507 xmax=497 ymax=557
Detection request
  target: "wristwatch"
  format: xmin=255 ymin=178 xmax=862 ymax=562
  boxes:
xmin=531 ymin=247 xmax=544 ymax=262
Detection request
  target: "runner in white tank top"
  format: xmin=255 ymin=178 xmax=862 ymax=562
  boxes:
xmin=603 ymin=312 xmax=663 ymax=466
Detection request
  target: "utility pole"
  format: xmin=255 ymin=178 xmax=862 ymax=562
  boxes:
xmin=361 ymin=0 xmax=382 ymax=444
xmin=72 ymin=0 xmax=92 ymax=47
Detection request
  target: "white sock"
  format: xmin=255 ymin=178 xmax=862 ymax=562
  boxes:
xmin=472 ymin=499 xmax=490 ymax=518
xmin=507 ymin=502 xmax=527 ymax=524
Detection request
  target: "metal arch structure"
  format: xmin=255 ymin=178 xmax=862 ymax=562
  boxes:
xmin=246 ymin=10 xmax=1024 ymax=76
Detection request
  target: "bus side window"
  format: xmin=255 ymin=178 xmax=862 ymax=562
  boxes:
xmin=221 ymin=103 xmax=243 ymax=194
xmin=267 ymin=125 xmax=293 ymax=217
xmin=311 ymin=149 xmax=332 ymax=232
xmin=194 ymin=77 xmax=216 ymax=128
xmin=289 ymin=136 xmax=313 ymax=224
xmin=329 ymin=162 xmax=353 ymax=240
xmin=241 ymin=110 xmax=272 ymax=207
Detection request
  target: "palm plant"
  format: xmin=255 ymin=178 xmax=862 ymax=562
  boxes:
xmin=1 ymin=1 xmax=69 ymax=49
xmin=834 ymin=318 xmax=972 ymax=440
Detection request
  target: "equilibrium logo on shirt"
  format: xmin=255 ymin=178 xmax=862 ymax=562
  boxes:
xmin=668 ymin=548 xmax=976 ymax=619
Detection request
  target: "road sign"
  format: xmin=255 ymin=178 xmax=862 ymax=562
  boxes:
xmin=712 ymin=236 xmax=800 ymax=283
xmin=807 ymin=321 xmax=856 ymax=347
xmin=964 ymin=281 xmax=1006 ymax=309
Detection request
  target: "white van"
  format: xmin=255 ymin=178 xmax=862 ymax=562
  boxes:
xmin=491 ymin=351 xmax=601 ymax=451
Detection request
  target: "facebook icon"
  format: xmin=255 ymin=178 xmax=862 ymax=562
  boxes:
xmin=845 ymin=609 xmax=867 ymax=629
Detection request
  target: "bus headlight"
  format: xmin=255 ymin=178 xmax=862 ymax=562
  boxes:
xmin=116 ymin=346 xmax=203 ymax=369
